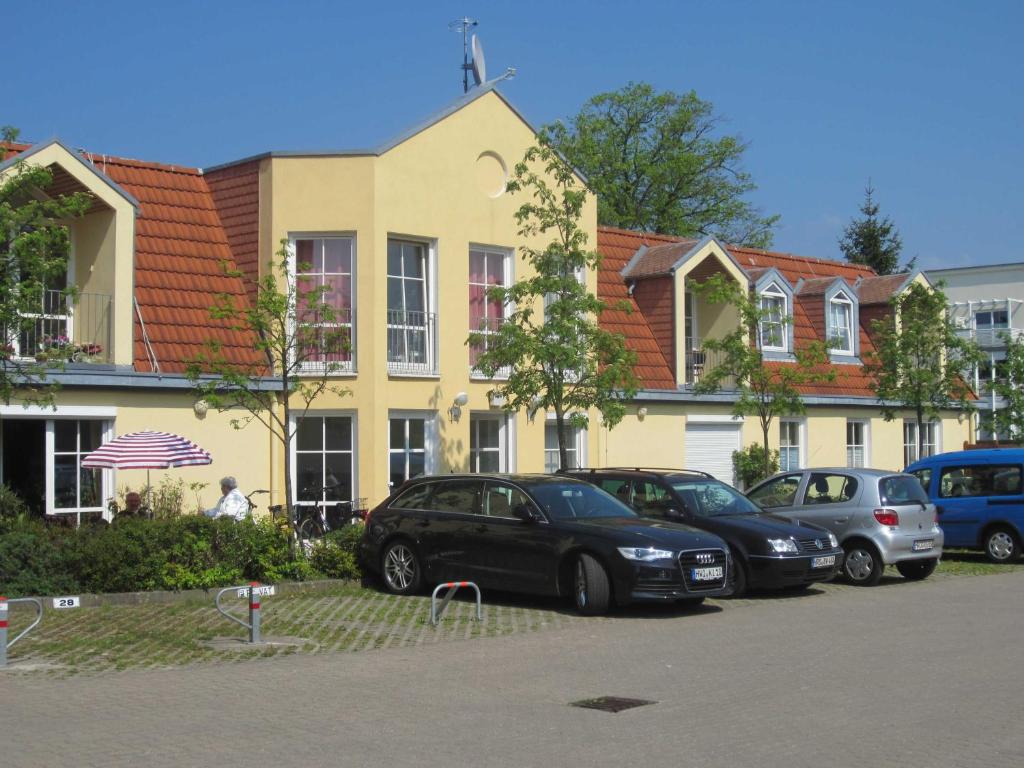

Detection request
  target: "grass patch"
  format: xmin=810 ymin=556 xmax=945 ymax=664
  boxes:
xmin=937 ymin=550 xmax=1024 ymax=577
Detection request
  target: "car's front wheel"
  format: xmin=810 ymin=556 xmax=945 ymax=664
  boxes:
xmin=984 ymin=526 xmax=1020 ymax=563
xmin=896 ymin=558 xmax=938 ymax=580
xmin=842 ymin=541 xmax=883 ymax=586
xmin=727 ymin=552 xmax=748 ymax=598
xmin=574 ymin=553 xmax=611 ymax=616
xmin=381 ymin=540 xmax=422 ymax=595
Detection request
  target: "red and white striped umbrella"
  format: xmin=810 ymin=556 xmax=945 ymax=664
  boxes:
xmin=82 ymin=431 xmax=212 ymax=470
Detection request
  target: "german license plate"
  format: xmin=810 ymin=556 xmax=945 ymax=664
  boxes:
xmin=811 ymin=555 xmax=837 ymax=569
xmin=691 ymin=566 xmax=724 ymax=581
xmin=913 ymin=539 xmax=934 ymax=551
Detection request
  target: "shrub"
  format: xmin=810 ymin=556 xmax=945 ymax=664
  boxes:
xmin=733 ymin=443 xmax=780 ymax=490
xmin=0 ymin=521 xmax=79 ymax=596
xmin=308 ymin=525 xmax=364 ymax=579
xmin=0 ymin=483 xmax=30 ymax=520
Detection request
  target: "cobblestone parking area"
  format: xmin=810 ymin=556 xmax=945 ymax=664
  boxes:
xmin=4 ymin=554 xmax=1011 ymax=676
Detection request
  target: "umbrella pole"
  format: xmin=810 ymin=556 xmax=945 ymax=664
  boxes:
xmin=147 ymin=469 xmax=152 ymax=519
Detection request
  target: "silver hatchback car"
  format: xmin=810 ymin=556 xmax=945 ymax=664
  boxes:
xmin=746 ymin=468 xmax=943 ymax=586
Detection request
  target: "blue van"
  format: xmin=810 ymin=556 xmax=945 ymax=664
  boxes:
xmin=906 ymin=448 xmax=1024 ymax=563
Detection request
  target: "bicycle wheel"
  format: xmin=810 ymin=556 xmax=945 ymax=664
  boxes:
xmin=297 ymin=517 xmax=323 ymax=542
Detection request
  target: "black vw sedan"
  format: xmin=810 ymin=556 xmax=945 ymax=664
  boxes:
xmin=564 ymin=468 xmax=843 ymax=596
xmin=359 ymin=474 xmax=731 ymax=615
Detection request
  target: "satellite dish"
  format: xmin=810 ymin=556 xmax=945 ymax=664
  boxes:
xmin=471 ymin=34 xmax=486 ymax=86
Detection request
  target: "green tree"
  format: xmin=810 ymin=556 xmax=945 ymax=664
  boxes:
xmin=187 ymin=241 xmax=350 ymax=516
xmin=865 ymin=282 xmax=982 ymax=456
xmin=694 ymin=275 xmax=835 ymax=478
xmin=838 ymin=183 xmax=910 ymax=275
xmin=0 ymin=127 xmax=91 ymax=406
xmin=544 ymin=82 xmax=778 ymax=248
xmin=469 ymin=142 xmax=638 ymax=471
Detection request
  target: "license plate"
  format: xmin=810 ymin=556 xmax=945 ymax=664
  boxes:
xmin=691 ymin=566 xmax=724 ymax=581
xmin=913 ymin=539 xmax=934 ymax=552
xmin=811 ymin=555 xmax=837 ymax=569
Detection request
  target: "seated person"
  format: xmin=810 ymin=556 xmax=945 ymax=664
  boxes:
xmin=205 ymin=476 xmax=249 ymax=521
xmin=120 ymin=491 xmax=145 ymax=518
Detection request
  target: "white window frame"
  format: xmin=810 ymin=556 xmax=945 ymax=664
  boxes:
xmin=779 ymin=419 xmax=804 ymax=472
xmin=759 ymin=283 xmax=788 ymax=352
xmin=469 ymin=244 xmax=513 ymax=379
xmin=828 ymin=291 xmax=855 ymax=355
xmin=289 ymin=410 xmax=359 ymax=508
xmin=846 ymin=419 xmax=870 ymax=468
xmin=469 ymin=412 xmax=514 ymax=473
xmin=287 ymin=233 xmax=357 ymax=376
xmin=543 ymin=415 xmax=588 ymax=473
xmin=386 ymin=236 xmax=438 ymax=376
xmin=387 ymin=410 xmax=437 ymax=489
xmin=903 ymin=419 xmax=940 ymax=467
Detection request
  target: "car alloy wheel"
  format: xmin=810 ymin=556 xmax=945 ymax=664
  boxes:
xmin=575 ymin=559 xmax=588 ymax=609
xmin=383 ymin=543 xmax=419 ymax=593
xmin=843 ymin=543 xmax=882 ymax=586
xmin=986 ymin=529 xmax=1017 ymax=562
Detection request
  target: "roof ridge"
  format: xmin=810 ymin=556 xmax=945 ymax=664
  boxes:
xmin=729 ymin=244 xmax=875 ymax=274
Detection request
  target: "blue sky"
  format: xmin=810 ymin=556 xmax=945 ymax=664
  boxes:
xmin=8 ymin=0 xmax=1022 ymax=268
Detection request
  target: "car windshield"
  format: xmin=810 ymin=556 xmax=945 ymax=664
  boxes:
xmin=529 ymin=482 xmax=638 ymax=521
xmin=879 ymin=475 xmax=929 ymax=505
xmin=670 ymin=479 xmax=763 ymax=517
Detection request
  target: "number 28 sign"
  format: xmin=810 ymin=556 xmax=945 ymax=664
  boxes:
xmin=52 ymin=596 xmax=81 ymax=609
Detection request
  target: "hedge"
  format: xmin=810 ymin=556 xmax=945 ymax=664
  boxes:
xmin=0 ymin=514 xmax=365 ymax=598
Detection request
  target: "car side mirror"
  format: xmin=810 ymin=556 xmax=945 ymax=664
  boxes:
xmin=664 ymin=506 xmax=684 ymax=520
xmin=512 ymin=504 xmax=539 ymax=523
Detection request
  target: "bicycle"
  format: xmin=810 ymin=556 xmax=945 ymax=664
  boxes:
xmin=294 ymin=486 xmax=367 ymax=541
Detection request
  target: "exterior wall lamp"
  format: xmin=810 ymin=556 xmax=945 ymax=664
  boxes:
xmin=637 ymin=406 xmax=648 ymax=421
xmin=448 ymin=392 xmax=469 ymax=423
xmin=194 ymin=399 xmax=209 ymax=418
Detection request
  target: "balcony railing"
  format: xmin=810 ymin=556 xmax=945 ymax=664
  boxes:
xmin=7 ymin=290 xmax=112 ymax=364
xmin=469 ymin=317 xmax=511 ymax=379
xmin=295 ymin=308 xmax=355 ymax=374
xmin=387 ymin=309 xmax=438 ymax=375
xmin=956 ymin=327 xmax=1024 ymax=349
xmin=684 ymin=336 xmax=736 ymax=389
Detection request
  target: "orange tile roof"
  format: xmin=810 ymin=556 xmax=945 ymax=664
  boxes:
xmin=6 ymin=142 xmax=264 ymax=374
xmin=857 ymin=273 xmax=912 ymax=305
xmin=596 ymin=226 xmax=910 ymax=399
xmin=595 ymin=228 xmax=677 ymax=390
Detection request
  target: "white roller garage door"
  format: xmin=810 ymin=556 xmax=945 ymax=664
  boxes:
xmin=685 ymin=423 xmax=742 ymax=485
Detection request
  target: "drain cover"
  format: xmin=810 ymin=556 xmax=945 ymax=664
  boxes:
xmin=569 ymin=696 xmax=656 ymax=713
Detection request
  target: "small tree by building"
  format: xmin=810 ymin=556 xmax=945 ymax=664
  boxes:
xmin=694 ymin=275 xmax=835 ymax=478
xmin=469 ymin=142 xmax=638 ymax=471
xmin=187 ymin=241 xmax=350 ymax=516
xmin=979 ymin=332 xmax=1024 ymax=441
xmin=0 ymin=128 xmax=91 ymax=407
xmin=838 ymin=183 xmax=910 ymax=275
xmin=864 ymin=282 xmax=983 ymax=457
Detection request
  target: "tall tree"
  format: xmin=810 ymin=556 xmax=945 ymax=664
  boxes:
xmin=545 ymin=82 xmax=778 ymax=248
xmin=838 ymin=183 xmax=909 ymax=275
xmin=0 ymin=127 xmax=91 ymax=407
xmin=865 ymin=282 xmax=983 ymax=456
xmin=187 ymin=240 xmax=350 ymax=517
xmin=693 ymin=275 xmax=835 ymax=478
xmin=469 ymin=141 xmax=638 ymax=470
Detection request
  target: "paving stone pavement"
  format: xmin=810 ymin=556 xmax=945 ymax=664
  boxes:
xmin=3 ymin=570 xmax=1023 ymax=767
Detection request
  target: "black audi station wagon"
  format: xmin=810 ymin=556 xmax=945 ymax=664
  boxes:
xmin=359 ymin=474 xmax=731 ymax=615
xmin=565 ymin=468 xmax=843 ymax=596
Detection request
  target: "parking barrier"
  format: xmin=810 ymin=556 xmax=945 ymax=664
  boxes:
xmin=214 ymin=582 xmax=276 ymax=644
xmin=0 ymin=596 xmax=44 ymax=668
xmin=430 ymin=581 xmax=482 ymax=626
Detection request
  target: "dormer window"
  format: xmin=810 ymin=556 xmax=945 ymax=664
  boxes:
xmin=759 ymin=283 xmax=788 ymax=351
xmin=828 ymin=290 xmax=854 ymax=355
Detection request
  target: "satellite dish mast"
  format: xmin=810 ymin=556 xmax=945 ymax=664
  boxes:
xmin=448 ymin=17 xmax=479 ymax=93
xmin=471 ymin=34 xmax=486 ymax=86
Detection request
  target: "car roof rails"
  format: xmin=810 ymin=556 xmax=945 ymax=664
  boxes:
xmin=597 ymin=467 xmax=716 ymax=479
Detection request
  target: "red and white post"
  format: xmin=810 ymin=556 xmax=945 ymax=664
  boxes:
xmin=248 ymin=582 xmax=261 ymax=644
xmin=0 ymin=596 xmax=8 ymax=667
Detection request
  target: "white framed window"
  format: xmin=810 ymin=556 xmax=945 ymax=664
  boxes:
xmin=292 ymin=413 xmax=357 ymax=507
xmin=387 ymin=238 xmax=437 ymax=375
xmin=903 ymin=420 xmax=939 ymax=467
xmin=828 ymin=291 xmax=855 ymax=355
xmin=290 ymin=236 xmax=355 ymax=373
xmin=469 ymin=246 xmax=512 ymax=376
xmin=388 ymin=411 xmax=436 ymax=489
xmin=469 ymin=413 xmax=512 ymax=473
xmin=846 ymin=420 xmax=869 ymax=468
xmin=975 ymin=309 xmax=1009 ymax=329
xmin=759 ymin=283 xmax=788 ymax=351
xmin=780 ymin=419 xmax=803 ymax=472
xmin=544 ymin=418 xmax=587 ymax=473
